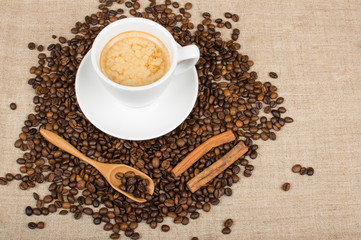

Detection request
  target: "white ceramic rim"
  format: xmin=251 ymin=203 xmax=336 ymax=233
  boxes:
xmin=91 ymin=18 xmax=178 ymax=91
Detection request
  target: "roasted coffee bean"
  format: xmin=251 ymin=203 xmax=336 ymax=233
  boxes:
xmin=28 ymin=42 xmax=36 ymax=50
xmin=10 ymin=103 xmax=17 ymax=110
xmin=224 ymin=188 xmax=232 ymax=196
xmin=225 ymin=21 xmax=232 ymax=29
xmin=131 ymin=233 xmax=140 ymax=240
xmin=59 ymin=210 xmax=68 ymax=215
xmin=5 ymin=173 xmax=14 ymax=182
xmin=282 ymin=182 xmax=291 ymax=191
xmin=33 ymin=192 xmax=39 ymax=200
xmin=271 ymin=110 xmax=280 ymax=118
xmin=222 ymin=227 xmax=231 ymax=234
xmin=104 ymin=223 xmax=113 ymax=231
xmin=25 ymin=206 xmax=33 ymax=216
xmin=110 ymin=233 xmax=120 ymax=239
xmin=300 ymin=167 xmax=307 ymax=175
xmin=58 ymin=37 xmax=67 ymax=44
xmin=232 ymin=14 xmax=239 ymax=22
xmin=0 ymin=177 xmax=7 ymax=185
xmin=28 ymin=222 xmax=37 ymax=229
xmin=292 ymin=164 xmax=302 ymax=173
xmin=202 ymin=12 xmax=211 ymax=19
xmin=117 ymin=171 xmax=150 ymax=199
xmin=125 ymin=229 xmax=134 ymax=237
xmin=190 ymin=212 xmax=199 ymax=219
xmin=184 ymin=2 xmax=192 ymax=10
xmin=37 ymin=45 xmax=44 ymax=52
xmin=43 ymin=195 xmax=53 ymax=203
xmin=224 ymin=12 xmax=232 ymax=18
xmin=269 ymin=72 xmax=278 ymax=78
xmin=307 ymin=167 xmax=314 ymax=176
xmin=202 ymin=203 xmax=211 ymax=212
xmin=285 ymin=117 xmax=294 ymax=123
xmin=224 ymin=218 xmax=233 ymax=228
xmin=182 ymin=217 xmax=189 ymax=225
xmin=244 ymin=170 xmax=252 ymax=177
xmin=37 ymin=221 xmax=45 ymax=229
xmin=192 ymin=238 xmax=199 ymax=240
xmin=74 ymin=211 xmax=82 ymax=219
xmin=161 ymin=224 xmax=170 ymax=232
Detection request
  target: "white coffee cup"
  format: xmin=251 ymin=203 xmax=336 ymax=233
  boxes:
xmin=91 ymin=18 xmax=200 ymax=108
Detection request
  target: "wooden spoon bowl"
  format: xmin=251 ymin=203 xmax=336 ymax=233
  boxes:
xmin=40 ymin=129 xmax=154 ymax=203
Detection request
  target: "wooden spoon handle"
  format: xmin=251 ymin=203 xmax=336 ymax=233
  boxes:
xmin=172 ymin=130 xmax=236 ymax=177
xmin=186 ymin=141 xmax=248 ymax=193
xmin=40 ymin=129 xmax=96 ymax=167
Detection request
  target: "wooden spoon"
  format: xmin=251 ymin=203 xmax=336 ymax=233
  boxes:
xmin=40 ymin=129 xmax=154 ymax=203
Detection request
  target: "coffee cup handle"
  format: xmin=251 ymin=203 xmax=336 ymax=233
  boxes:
xmin=174 ymin=45 xmax=200 ymax=75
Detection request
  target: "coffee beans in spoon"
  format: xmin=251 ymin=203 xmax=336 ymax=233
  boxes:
xmin=1 ymin=0 xmax=294 ymax=239
xmin=115 ymin=171 xmax=152 ymax=200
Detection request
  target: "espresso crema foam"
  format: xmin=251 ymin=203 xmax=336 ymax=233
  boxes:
xmin=100 ymin=31 xmax=170 ymax=87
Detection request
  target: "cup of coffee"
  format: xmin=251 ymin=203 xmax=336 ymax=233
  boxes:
xmin=91 ymin=18 xmax=200 ymax=108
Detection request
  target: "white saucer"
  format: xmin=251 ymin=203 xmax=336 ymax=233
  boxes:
xmin=75 ymin=50 xmax=198 ymax=140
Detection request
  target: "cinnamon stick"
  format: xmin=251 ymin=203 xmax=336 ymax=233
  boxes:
xmin=171 ymin=130 xmax=236 ymax=177
xmin=186 ymin=141 xmax=248 ymax=193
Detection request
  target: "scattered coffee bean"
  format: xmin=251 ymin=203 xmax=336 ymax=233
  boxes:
xmin=225 ymin=21 xmax=232 ymax=29
xmin=161 ymin=224 xmax=170 ymax=232
xmin=224 ymin=218 xmax=233 ymax=228
xmin=300 ymin=167 xmax=307 ymax=175
xmin=25 ymin=206 xmax=33 ymax=216
xmin=184 ymin=2 xmax=192 ymax=10
xmin=37 ymin=221 xmax=45 ymax=229
xmin=224 ymin=12 xmax=232 ymax=18
xmin=232 ymin=14 xmax=239 ymax=22
xmin=282 ymin=182 xmax=291 ymax=191
xmin=307 ymin=167 xmax=314 ymax=176
xmin=28 ymin=42 xmax=36 ymax=50
xmin=28 ymin=222 xmax=37 ymax=229
xmin=33 ymin=192 xmax=39 ymax=200
xmin=222 ymin=227 xmax=231 ymax=234
xmin=131 ymin=232 xmax=140 ymax=240
xmin=269 ymin=72 xmax=278 ymax=78
xmin=59 ymin=210 xmax=68 ymax=215
xmin=0 ymin=177 xmax=7 ymax=185
xmin=58 ymin=37 xmax=67 ymax=44
xmin=37 ymin=45 xmax=44 ymax=52
xmin=292 ymin=164 xmax=302 ymax=173
xmin=10 ymin=102 xmax=17 ymax=110
xmin=191 ymin=238 xmax=199 ymax=240
xmin=110 ymin=233 xmax=120 ymax=239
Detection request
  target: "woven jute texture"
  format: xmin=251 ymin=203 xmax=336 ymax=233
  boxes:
xmin=0 ymin=0 xmax=360 ymax=239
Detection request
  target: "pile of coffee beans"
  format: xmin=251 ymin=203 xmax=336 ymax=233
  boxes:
xmin=115 ymin=171 xmax=151 ymax=199
xmin=1 ymin=0 xmax=293 ymax=239
xmin=222 ymin=218 xmax=233 ymax=234
xmin=292 ymin=164 xmax=314 ymax=176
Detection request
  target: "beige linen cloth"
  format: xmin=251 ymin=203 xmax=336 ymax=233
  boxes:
xmin=0 ymin=0 xmax=360 ymax=239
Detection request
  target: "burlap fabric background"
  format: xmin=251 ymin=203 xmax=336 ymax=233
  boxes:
xmin=1 ymin=0 xmax=360 ymax=239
